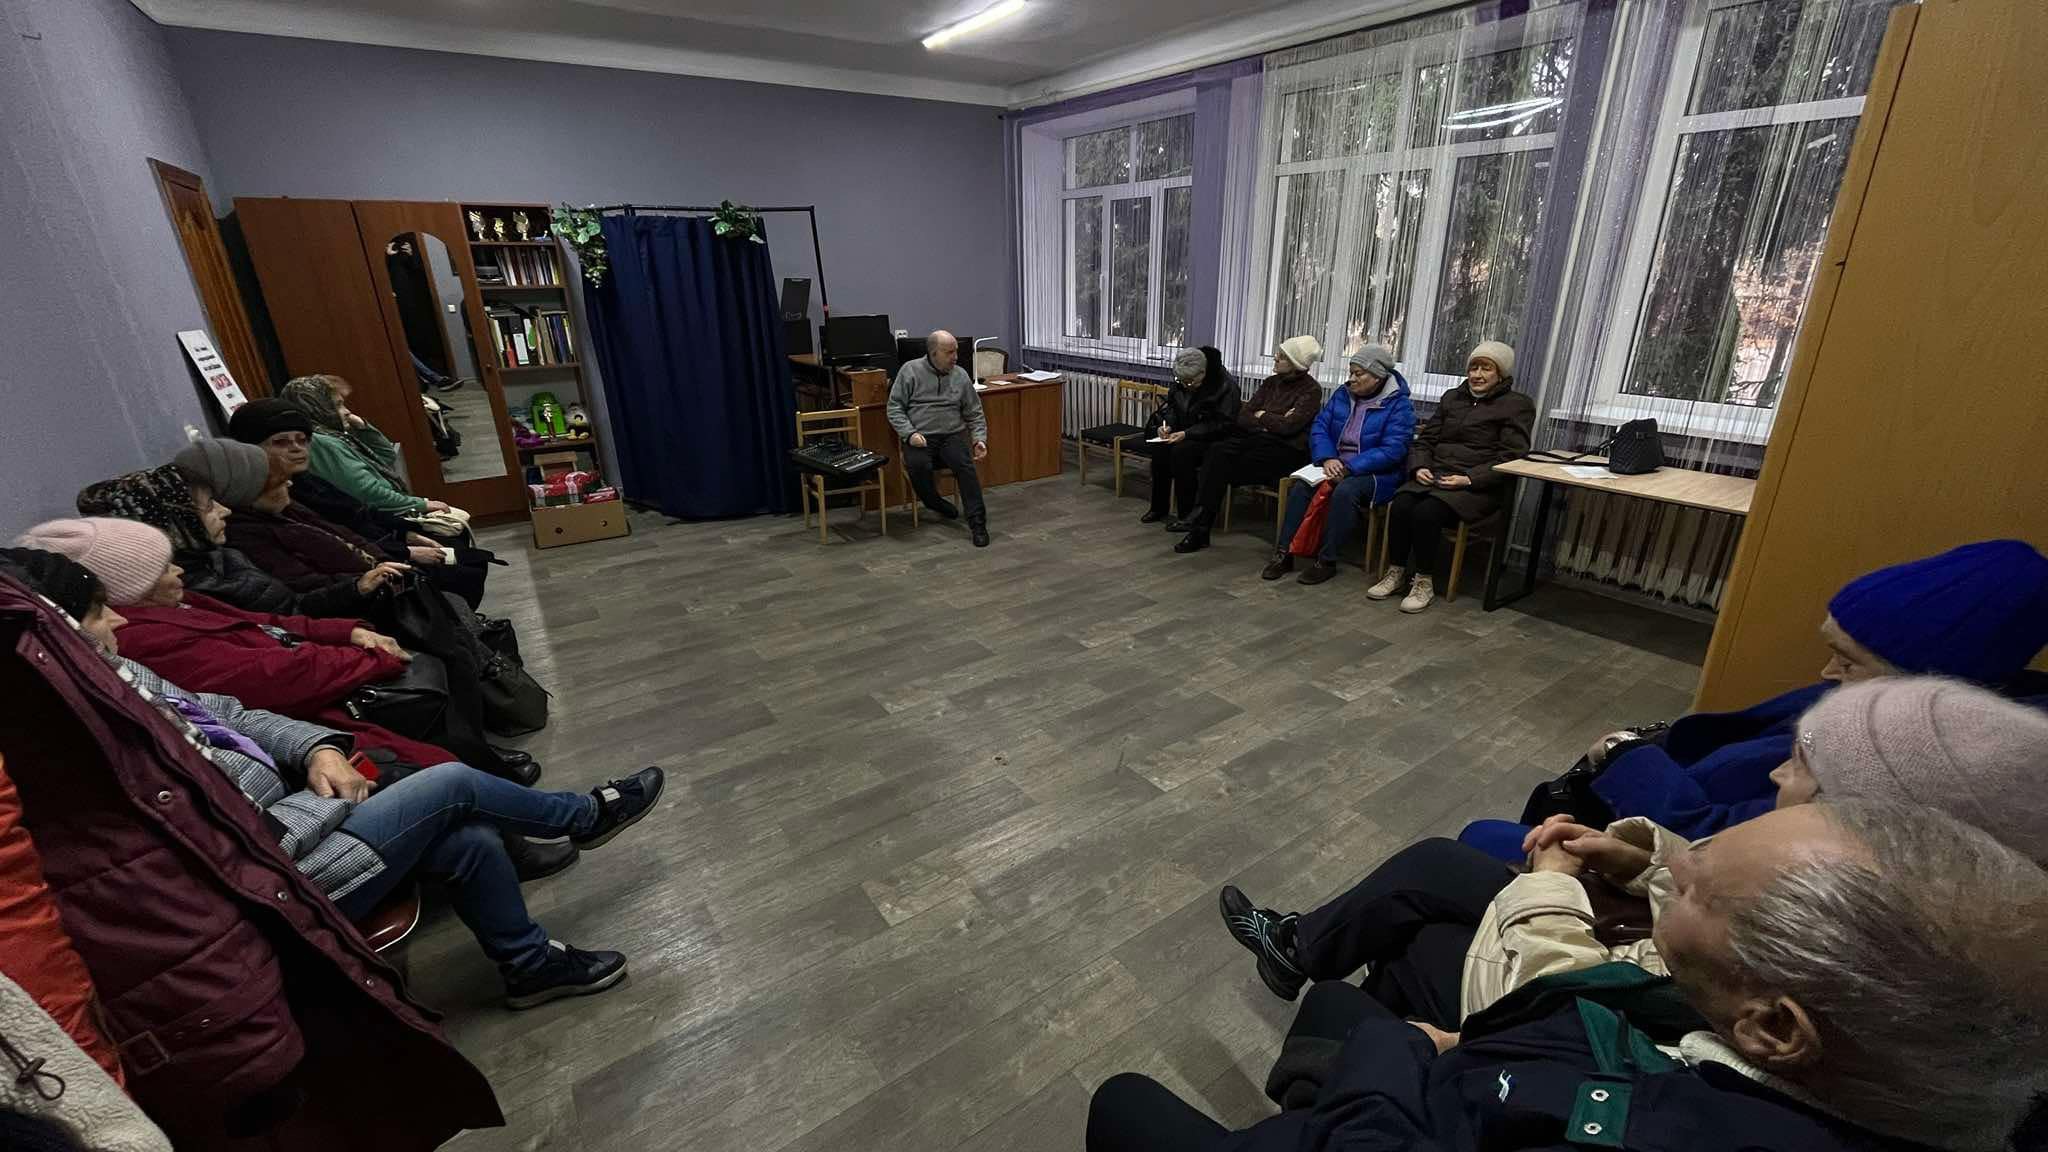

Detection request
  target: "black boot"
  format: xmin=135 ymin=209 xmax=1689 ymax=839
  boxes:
xmin=969 ymin=516 xmax=991 ymax=548
xmin=1174 ymin=529 xmax=1209 ymax=554
xmin=1166 ymin=508 xmax=1207 ymax=533
xmin=488 ymin=747 xmax=542 ymax=787
xmin=1139 ymin=508 xmax=1167 ymax=525
xmin=925 ymin=496 xmax=961 ymax=520
xmin=1219 ymin=886 xmax=1306 ymax=1001
xmin=1261 ymin=550 xmax=1295 ymax=581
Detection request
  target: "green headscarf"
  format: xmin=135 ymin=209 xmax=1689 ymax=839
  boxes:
xmin=281 ymin=375 xmax=410 ymax=491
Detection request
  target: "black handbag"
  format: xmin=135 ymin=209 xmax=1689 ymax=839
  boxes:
xmin=345 ymin=656 xmax=451 ymax=737
xmin=474 ymin=614 xmax=522 ymax=663
xmin=479 ymin=654 xmax=550 ymax=736
xmin=1605 ymin=417 xmax=1665 ymax=475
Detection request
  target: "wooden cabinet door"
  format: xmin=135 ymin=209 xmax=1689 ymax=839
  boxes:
xmin=152 ymin=162 xmax=268 ymax=397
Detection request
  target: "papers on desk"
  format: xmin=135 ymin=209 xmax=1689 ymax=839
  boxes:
xmin=1289 ymin=463 xmax=1327 ymax=484
xmin=1014 ymin=370 xmax=1061 ymax=382
xmin=973 ymin=382 xmax=989 ymax=391
xmin=1560 ymin=465 xmax=1616 ymax=480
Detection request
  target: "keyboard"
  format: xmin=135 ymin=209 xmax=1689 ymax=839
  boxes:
xmin=791 ymin=440 xmax=888 ymax=480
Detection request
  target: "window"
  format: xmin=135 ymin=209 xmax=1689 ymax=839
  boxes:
xmin=1054 ymin=113 xmax=1197 ymax=355
xmin=1250 ymin=6 xmax=1581 ymax=391
xmin=1600 ymin=0 xmax=1894 ymax=414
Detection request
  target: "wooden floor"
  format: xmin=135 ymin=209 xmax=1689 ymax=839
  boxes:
xmin=417 ymin=469 xmax=1704 ymax=1152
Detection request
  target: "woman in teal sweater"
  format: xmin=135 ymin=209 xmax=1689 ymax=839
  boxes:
xmin=281 ymin=375 xmax=454 ymax=519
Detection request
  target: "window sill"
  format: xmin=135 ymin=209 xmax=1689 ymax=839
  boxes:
xmin=1547 ymin=401 xmax=1775 ymax=446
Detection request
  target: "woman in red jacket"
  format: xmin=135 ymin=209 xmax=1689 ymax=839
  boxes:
xmin=13 ymin=517 xmax=488 ymax=775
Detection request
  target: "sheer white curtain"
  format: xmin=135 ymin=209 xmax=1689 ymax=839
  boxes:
xmin=1539 ymin=0 xmax=1898 ymax=470
xmin=1222 ymin=0 xmax=1585 ymax=392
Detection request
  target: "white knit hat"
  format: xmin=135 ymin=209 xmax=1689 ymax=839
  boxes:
xmin=1278 ymin=335 xmax=1323 ymax=372
xmin=1798 ymin=677 xmax=2048 ymax=864
xmin=12 ymin=518 xmax=174 ymax=606
xmin=1468 ymin=340 xmax=1516 ymax=379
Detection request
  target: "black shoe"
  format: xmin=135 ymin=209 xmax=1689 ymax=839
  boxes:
xmin=503 ymin=941 xmax=627 ymax=1010
xmin=488 ymin=748 xmax=542 ymax=787
xmin=573 ymin=767 xmax=665 ymax=849
xmin=929 ymin=498 xmax=961 ymax=521
xmin=971 ymin=522 xmax=991 ymax=548
xmin=1297 ymin=560 xmax=1338 ymax=586
xmin=1139 ymin=509 xmax=1167 ymax=524
xmin=1166 ymin=509 xmax=1207 ymax=533
xmin=1219 ymin=886 xmax=1306 ymax=1001
xmin=1174 ymin=530 xmax=1209 ymax=554
xmin=1260 ymin=551 xmax=1295 ymax=581
xmin=501 ymin=832 xmax=579 ymax=883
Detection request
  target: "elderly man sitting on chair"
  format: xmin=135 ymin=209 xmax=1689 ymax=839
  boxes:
xmin=888 ymin=330 xmax=991 ymax=548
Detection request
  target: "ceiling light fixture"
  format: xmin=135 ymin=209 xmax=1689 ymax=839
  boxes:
xmin=923 ymin=0 xmax=1027 ymax=50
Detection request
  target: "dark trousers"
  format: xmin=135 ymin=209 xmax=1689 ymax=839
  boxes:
xmin=1293 ymin=837 xmax=1515 ymax=1030
xmin=1276 ymin=474 xmax=1379 ymax=561
xmin=904 ymin=431 xmax=986 ymax=524
xmin=1189 ymin=435 xmax=1306 ymax=529
xmin=1087 ymin=984 xmax=1396 ymax=1151
xmin=1147 ymin=438 xmax=1213 ymax=517
xmin=1383 ymin=490 xmax=1464 ymax=581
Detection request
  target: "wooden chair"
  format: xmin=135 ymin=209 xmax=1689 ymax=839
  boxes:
xmin=1371 ymin=508 xmax=1500 ymax=601
xmin=1077 ymin=380 xmax=1168 ymax=497
xmin=972 ymin=346 xmax=1009 ymax=381
xmin=353 ymin=881 xmax=421 ymax=977
xmin=796 ymin=408 xmax=889 ymax=544
xmin=1220 ymin=475 xmax=1297 ymax=545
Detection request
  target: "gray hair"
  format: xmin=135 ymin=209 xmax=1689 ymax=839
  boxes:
xmin=1726 ymin=799 xmax=2048 ymax=1151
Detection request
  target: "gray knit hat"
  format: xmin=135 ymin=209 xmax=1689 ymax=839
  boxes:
xmin=1798 ymin=677 xmax=2048 ymax=863
xmin=174 ymin=438 xmax=272 ymax=508
xmin=1172 ymin=347 xmax=1206 ymax=382
xmin=1349 ymin=345 xmax=1396 ymax=381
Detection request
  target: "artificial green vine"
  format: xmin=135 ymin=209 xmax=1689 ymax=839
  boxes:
xmin=550 ymin=203 xmax=609 ymax=286
xmin=711 ymin=200 xmax=767 ymax=244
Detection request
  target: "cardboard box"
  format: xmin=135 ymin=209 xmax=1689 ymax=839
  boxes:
xmin=531 ymin=501 xmax=630 ymax=549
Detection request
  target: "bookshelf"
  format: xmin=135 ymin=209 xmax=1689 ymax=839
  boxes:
xmin=461 ymin=201 xmax=615 ymax=541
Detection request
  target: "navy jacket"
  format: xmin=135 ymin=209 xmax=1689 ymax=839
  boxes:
xmin=1227 ymin=1005 xmax=1927 ymax=1152
xmin=1308 ymin=374 xmax=1417 ymax=506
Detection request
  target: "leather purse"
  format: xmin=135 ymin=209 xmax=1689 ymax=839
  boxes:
xmin=1605 ymin=418 xmax=1665 ymax=475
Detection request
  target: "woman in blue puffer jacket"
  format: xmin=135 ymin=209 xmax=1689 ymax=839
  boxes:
xmin=1262 ymin=345 xmax=1416 ymax=587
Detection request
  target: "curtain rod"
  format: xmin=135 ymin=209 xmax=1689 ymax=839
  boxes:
xmin=596 ymin=204 xmax=829 ymax=314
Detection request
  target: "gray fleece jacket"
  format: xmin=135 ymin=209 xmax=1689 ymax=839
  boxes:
xmin=886 ymin=357 xmax=987 ymax=443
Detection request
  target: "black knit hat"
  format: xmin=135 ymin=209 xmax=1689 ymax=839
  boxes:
xmin=226 ymin=397 xmax=313 ymax=445
xmin=0 ymin=547 xmax=106 ymax=620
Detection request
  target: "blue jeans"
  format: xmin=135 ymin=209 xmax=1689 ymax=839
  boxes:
xmin=334 ymin=763 xmax=598 ymax=975
xmin=1277 ymin=473 xmax=1379 ymax=561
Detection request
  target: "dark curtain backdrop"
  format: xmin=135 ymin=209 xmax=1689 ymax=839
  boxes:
xmin=586 ymin=213 xmax=796 ymax=518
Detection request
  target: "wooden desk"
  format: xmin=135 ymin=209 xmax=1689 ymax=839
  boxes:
xmin=853 ymin=375 xmax=1064 ymax=509
xmin=1483 ymin=458 xmax=1757 ymax=610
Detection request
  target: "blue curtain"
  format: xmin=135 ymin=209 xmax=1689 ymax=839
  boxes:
xmin=585 ymin=213 xmax=796 ymax=518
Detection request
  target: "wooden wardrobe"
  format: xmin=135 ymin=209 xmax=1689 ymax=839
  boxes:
xmin=1695 ymin=0 xmax=2048 ymax=710
xmin=235 ymin=198 xmax=528 ymax=518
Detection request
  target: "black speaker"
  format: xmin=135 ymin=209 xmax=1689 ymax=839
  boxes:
xmin=780 ymin=278 xmax=813 ymax=354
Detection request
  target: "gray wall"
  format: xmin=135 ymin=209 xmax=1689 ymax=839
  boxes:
xmin=163 ymin=30 xmax=1015 ymax=351
xmin=0 ymin=0 xmax=218 ymax=530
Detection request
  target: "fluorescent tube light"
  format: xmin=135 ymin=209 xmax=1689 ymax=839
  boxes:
xmin=923 ymin=0 xmax=1026 ymax=49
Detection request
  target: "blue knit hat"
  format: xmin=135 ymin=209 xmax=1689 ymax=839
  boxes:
xmin=1828 ymin=540 xmax=2048 ymax=686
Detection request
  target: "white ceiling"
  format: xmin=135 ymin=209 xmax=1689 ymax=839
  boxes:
xmin=132 ymin=0 xmax=1430 ymax=107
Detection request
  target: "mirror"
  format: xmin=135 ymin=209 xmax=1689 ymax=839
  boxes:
xmin=384 ymin=231 xmax=510 ymax=482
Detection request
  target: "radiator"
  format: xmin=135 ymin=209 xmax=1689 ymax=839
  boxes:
xmin=1550 ymin=488 xmax=1742 ymax=610
xmin=1060 ymin=370 xmax=1128 ymax=437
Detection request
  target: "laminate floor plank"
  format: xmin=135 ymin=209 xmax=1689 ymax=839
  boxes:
xmin=426 ymin=473 xmax=1707 ymax=1150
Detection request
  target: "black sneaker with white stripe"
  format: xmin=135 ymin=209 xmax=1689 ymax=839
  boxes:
xmin=572 ymin=767 xmax=665 ymax=850
xmin=503 ymin=940 xmax=627 ymax=1010
xmin=1219 ymin=885 xmax=1307 ymax=1001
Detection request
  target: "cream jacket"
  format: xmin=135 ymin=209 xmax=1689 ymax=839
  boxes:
xmin=1460 ymin=816 xmax=1692 ymax=1020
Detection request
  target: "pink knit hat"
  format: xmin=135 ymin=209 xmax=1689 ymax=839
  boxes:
xmin=11 ymin=518 xmax=174 ymax=606
xmin=1798 ymin=677 xmax=2048 ymax=864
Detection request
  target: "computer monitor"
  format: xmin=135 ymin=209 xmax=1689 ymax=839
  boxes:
xmin=823 ymin=314 xmax=894 ymax=366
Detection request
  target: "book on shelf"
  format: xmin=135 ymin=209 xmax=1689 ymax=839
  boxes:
xmin=484 ymin=247 xmax=562 ymax=287
xmin=485 ymin=303 xmax=576 ymax=367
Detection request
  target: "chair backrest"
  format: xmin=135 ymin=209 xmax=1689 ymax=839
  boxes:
xmin=1116 ymin=379 xmax=1169 ymax=426
xmin=796 ymin=407 xmax=862 ymax=448
xmin=973 ymin=347 xmax=1009 ymax=380
xmin=356 ymin=883 xmax=422 ymax=953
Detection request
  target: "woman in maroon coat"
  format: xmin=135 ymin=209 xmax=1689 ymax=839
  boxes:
xmin=0 ymin=572 xmax=502 ymax=1149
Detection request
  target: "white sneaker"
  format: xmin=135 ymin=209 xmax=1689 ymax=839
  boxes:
xmin=1400 ymin=575 xmax=1436 ymax=613
xmin=1366 ymin=566 xmax=1407 ymax=601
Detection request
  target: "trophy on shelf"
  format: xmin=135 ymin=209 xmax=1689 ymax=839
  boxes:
xmin=513 ymin=211 xmax=531 ymax=241
xmin=492 ymin=217 xmax=507 ymax=242
xmin=467 ymin=210 xmax=486 ymax=241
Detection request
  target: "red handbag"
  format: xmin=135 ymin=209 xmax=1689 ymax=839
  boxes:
xmin=1288 ymin=482 xmax=1333 ymax=557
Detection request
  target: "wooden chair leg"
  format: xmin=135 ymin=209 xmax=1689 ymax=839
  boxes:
xmin=878 ymin=482 xmax=888 ymax=536
xmin=1361 ymin=505 xmax=1379 ymax=574
xmin=1446 ymin=522 xmax=1470 ymax=601
xmin=1375 ymin=505 xmax=1391 ymax=574
xmin=1221 ymin=486 xmax=1233 ymax=534
xmin=1079 ymin=443 xmax=1089 ymax=487
xmin=1113 ymin=444 xmax=1124 ymax=499
xmin=816 ymin=478 xmax=829 ymax=545
xmin=1274 ymin=476 xmax=1292 ymax=547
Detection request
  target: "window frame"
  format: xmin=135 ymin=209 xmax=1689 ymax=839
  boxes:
xmin=1058 ymin=113 xmax=1197 ymax=357
xmin=1251 ymin=11 xmax=1575 ymax=397
xmin=1585 ymin=0 xmax=1871 ymax=441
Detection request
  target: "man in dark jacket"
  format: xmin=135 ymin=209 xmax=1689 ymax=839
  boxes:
xmin=1170 ymin=344 xmax=1323 ymax=553
xmin=1143 ymin=345 xmax=1243 ymax=527
xmin=1089 ymin=800 xmax=2048 ymax=1152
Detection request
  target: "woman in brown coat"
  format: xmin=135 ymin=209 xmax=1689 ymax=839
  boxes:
xmin=1369 ymin=341 xmax=1534 ymax=613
